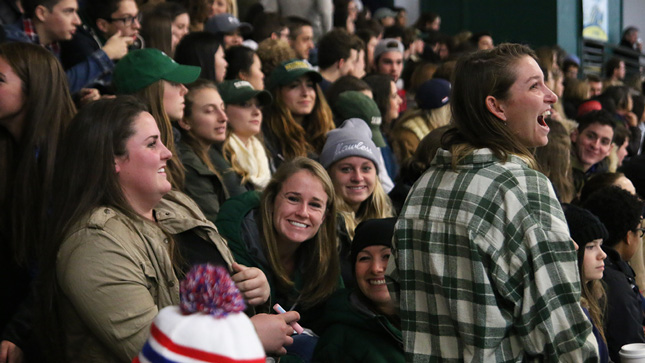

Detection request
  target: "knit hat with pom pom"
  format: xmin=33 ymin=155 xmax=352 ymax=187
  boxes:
xmin=133 ymin=264 xmax=265 ymax=363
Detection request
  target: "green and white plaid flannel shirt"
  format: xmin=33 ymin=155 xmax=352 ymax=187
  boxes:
xmin=387 ymin=148 xmax=598 ymax=362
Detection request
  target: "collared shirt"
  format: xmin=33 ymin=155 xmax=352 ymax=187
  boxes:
xmin=570 ymin=151 xmax=609 ymax=195
xmin=5 ymin=17 xmax=114 ymax=93
xmin=22 ymin=17 xmax=60 ymax=55
xmin=387 ymin=148 xmax=598 ymax=362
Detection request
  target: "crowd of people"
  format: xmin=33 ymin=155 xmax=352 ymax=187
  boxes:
xmin=2 ymin=0 xmax=645 ymax=361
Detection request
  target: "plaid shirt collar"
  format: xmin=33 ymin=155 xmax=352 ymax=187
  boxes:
xmin=23 ymin=18 xmax=61 ymax=56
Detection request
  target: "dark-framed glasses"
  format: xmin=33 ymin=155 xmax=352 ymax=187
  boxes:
xmin=110 ymin=13 xmax=142 ymax=27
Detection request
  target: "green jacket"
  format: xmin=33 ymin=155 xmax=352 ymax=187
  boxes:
xmin=215 ymin=191 xmax=342 ymax=328
xmin=209 ymin=144 xmax=249 ymax=198
xmin=177 ymin=141 xmax=228 ymax=224
xmin=313 ymin=289 xmax=404 ymax=363
xmin=214 ymin=191 xmax=263 ymax=266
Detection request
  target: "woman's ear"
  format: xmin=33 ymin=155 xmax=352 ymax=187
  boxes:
xmin=178 ymin=118 xmax=191 ymax=131
xmin=485 ymin=95 xmax=507 ymax=121
xmin=114 ymin=159 xmax=121 ymax=174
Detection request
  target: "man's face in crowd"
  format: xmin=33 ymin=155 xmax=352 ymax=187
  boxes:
xmin=39 ymin=0 xmax=81 ymax=42
xmin=290 ymin=25 xmax=314 ymax=60
xmin=100 ymin=0 xmax=141 ymax=39
xmin=571 ymin=122 xmax=614 ymax=171
xmin=588 ymin=81 xmax=602 ymax=97
xmin=376 ymin=51 xmax=403 ymax=81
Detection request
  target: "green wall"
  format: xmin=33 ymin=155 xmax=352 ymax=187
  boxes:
xmin=422 ymin=0 xmax=623 ymax=58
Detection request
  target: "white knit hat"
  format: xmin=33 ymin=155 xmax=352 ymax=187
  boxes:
xmin=134 ymin=265 xmax=265 ymax=363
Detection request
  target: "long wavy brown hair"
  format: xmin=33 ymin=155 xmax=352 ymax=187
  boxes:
xmin=264 ymin=81 xmax=335 ymax=160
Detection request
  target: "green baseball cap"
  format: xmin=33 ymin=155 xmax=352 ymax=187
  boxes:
xmin=113 ymin=48 xmax=201 ymax=94
xmin=218 ymin=80 xmax=272 ymax=107
xmin=267 ymin=59 xmax=323 ymax=90
xmin=332 ymin=91 xmax=386 ymax=147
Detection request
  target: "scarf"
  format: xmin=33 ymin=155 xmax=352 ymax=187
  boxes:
xmin=228 ymin=134 xmax=271 ymax=189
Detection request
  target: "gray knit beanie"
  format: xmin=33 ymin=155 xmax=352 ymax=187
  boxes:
xmin=319 ymin=118 xmax=380 ymax=172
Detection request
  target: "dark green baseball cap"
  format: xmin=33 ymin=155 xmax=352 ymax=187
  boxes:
xmin=267 ymin=59 xmax=323 ymax=90
xmin=332 ymin=91 xmax=386 ymax=147
xmin=218 ymin=80 xmax=272 ymax=106
xmin=113 ymin=48 xmax=201 ymax=94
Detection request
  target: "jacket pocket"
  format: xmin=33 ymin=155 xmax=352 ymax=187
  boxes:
xmin=142 ymin=262 xmax=159 ymax=302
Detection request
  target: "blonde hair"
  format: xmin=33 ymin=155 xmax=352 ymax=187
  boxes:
xmin=256 ymin=39 xmax=296 ymax=76
xmin=392 ymin=104 xmax=451 ymax=163
xmin=222 ymin=128 xmax=251 ymax=184
xmin=259 ymin=157 xmax=340 ymax=307
xmin=334 ymin=172 xmax=394 ymax=239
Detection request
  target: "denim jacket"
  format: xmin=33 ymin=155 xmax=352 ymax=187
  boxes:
xmin=4 ymin=18 xmax=114 ymax=93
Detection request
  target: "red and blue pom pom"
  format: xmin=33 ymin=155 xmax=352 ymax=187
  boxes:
xmin=179 ymin=264 xmax=246 ymax=318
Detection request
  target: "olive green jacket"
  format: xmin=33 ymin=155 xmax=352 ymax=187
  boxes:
xmin=56 ymin=191 xmax=235 ymax=362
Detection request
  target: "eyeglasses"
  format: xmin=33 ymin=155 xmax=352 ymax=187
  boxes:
xmin=110 ymin=13 xmax=142 ymax=27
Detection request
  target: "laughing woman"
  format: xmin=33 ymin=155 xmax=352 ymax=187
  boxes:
xmin=39 ymin=97 xmax=235 ymax=361
xmin=113 ymin=48 xmax=201 ymax=189
xmin=40 ymin=97 xmax=292 ymax=361
xmin=389 ymin=44 xmax=598 ymax=360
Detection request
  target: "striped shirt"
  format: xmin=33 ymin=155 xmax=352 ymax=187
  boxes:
xmin=387 ymin=148 xmax=598 ymax=362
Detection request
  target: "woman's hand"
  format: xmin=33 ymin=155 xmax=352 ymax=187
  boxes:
xmin=231 ymin=263 xmax=270 ymax=306
xmin=250 ymin=312 xmax=300 ymax=355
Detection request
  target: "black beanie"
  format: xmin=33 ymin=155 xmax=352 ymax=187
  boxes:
xmin=563 ymin=204 xmax=608 ymax=245
xmin=350 ymin=218 xmax=397 ymax=266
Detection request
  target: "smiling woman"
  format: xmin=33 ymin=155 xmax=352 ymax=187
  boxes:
xmin=113 ymin=48 xmax=201 ymax=190
xmin=319 ymin=118 xmax=393 ymax=287
xmin=313 ymin=218 xmax=404 ymax=362
xmin=390 ymin=44 xmax=599 ymax=361
xmin=38 ymin=96 xmax=242 ymax=361
xmin=215 ymin=157 xmax=341 ymax=327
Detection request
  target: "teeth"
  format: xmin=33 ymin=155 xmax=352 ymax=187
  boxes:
xmin=542 ymin=110 xmax=551 ymax=118
xmin=158 ymin=168 xmax=165 ymax=173
xmin=289 ymin=221 xmax=307 ymax=228
xmin=349 ymin=186 xmax=365 ymax=190
xmin=369 ymin=279 xmax=386 ymax=285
